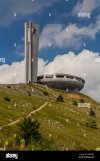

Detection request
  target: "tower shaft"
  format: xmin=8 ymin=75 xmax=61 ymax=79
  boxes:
xmin=25 ymin=21 xmax=39 ymax=83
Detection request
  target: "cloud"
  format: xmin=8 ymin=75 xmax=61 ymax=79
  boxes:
xmin=73 ymin=0 xmax=100 ymax=13
xmin=15 ymin=15 xmax=100 ymax=55
xmin=39 ymin=19 xmax=100 ymax=49
xmin=38 ymin=58 xmax=48 ymax=76
xmin=15 ymin=17 xmax=100 ymax=56
xmin=0 ymin=61 xmax=25 ymax=84
xmin=0 ymin=58 xmax=47 ymax=84
xmin=0 ymin=0 xmax=57 ymax=26
xmin=42 ymin=50 xmax=100 ymax=102
xmin=0 ymin=49 xmax=100 ymax=102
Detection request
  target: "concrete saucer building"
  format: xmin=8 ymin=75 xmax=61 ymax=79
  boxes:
xmin=37 ymin=73 xmax=85 ymax=92
xmin=25 ymin=21 xmax=85 ymax=92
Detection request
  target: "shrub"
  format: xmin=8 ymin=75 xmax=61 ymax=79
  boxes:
xmin=79 ymin=98 xmax=85 ymax=103
xmin=4 ymin=97 xmax=10 ymax=102
xmin=57 ymin=95 xmax=64 ymax=102
xmin=18 ymin=118 xmax=41 ymax=145
xmin=86 ymin=120 xmax=98 ymax=129
xmin=73 ymin=100 xmax=78 ymax=106
xmin=7 ymin=85 xmax=11 ymax=88
xmin=89 ymin=108 xmax=96 ymax=117
xmin=43 ymin=91 xmax=49 ymax=96
xmin=27 ymin=91 xmax=31 ymax=96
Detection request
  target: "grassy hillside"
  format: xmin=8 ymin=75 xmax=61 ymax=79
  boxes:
xmin=0 ymin=84 xmax=100 ymax=151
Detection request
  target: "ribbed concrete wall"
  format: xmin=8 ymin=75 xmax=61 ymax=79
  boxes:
xmin=37 ymin=74 xmax=85 ymax=92
xmin=25 ymin=21 xmax=39 ymax=83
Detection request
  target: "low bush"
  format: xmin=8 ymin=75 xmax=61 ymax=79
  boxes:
xmin=79 ymin=98 xmax=85 ymax=103
xmin=43 ymin=91 xmax=49 ymax=96
xmin=57 ymin=95 xmax=64 ymax=102
xmin=27 ymin=91 xmax=31 ymax=96
xmin=86 ymin=120 xmax=98 ymax=129
xmin=89 ymin=108 xmax=96 ymax=117
xmin=7 ymin=85 xmax=11 ymax=88
xmin=73 ymin=100 xmax=78 ymax=106
xmin=4 ymin=97 xmax=10 ymax=102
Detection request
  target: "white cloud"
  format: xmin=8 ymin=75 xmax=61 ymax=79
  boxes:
xmin=38 ymin=58 xmax=48 ymax=76
xmin=0 ymin=61 xmax=25 ymax=84
xmin=73 ymin=0 xmax=100 ymax=13
xmin=0 ymin=58 xmax=47 ymax=84
xmin=0 ymin=0 xmax=57 ymax=26
xmin=15 ymin=18 xmax=100 ymax=55
xmin=39 ymin=19 xmax=100 ymax=49
xmin=43 ymin=50 xmax=100 ymax=102
xmin=0 ymin=50 xmax=100 ymax=102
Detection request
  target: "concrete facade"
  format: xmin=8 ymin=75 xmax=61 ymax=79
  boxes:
xmin=25 ymin=21 xmax=39 ymax=83
xmin=37 ymin=74 xmax=85 ymax=92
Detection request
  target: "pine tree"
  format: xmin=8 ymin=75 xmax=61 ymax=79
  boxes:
xmin=18 ymin=118 xmax=41 ymax=145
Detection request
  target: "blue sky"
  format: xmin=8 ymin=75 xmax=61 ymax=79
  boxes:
xmin=0 ymin=0 xmax=100 ymax=64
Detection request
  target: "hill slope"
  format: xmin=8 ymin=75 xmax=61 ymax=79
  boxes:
xmin=0 ymin=84 xmax=100 ymax=150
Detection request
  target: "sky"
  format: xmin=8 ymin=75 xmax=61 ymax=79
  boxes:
xmin=0 ymin=0 xmax=100 ymax=102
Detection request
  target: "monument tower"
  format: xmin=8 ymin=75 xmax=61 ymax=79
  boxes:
xmin=25 ymin=21 xmax=39 ymax=83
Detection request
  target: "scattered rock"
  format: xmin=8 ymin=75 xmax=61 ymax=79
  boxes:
xmin=14 ymin=133 xmax=16 ymax=137
xmin=14 ymin=103 xmax=17 ymax=107
xmin=66 ymin=148 xmax=69 ymax=151
xmin=65 ymin=119 xmax=69 ymax=122
xmin=81 ymin=128 xmax=85 ymax=132
xmin=77 ymin=123 xmax=80 ymax=127
xmin=49 ymin=133 xmax=52 ymax=138
xmin=31 ymin=88 xmax=34 ymax=92
xmin=8 ymin=119 xmax=13 ymax=122
xmin=49 ymin=103 xmax=51 ymax=107
xmin=83 ymin=133 xmax=86 ymax=137
xmin=95 ymin=147 xmax=100 ymax=151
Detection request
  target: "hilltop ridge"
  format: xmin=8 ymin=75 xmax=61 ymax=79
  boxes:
xmin=0 ymin=84 xmax=100 ymax=150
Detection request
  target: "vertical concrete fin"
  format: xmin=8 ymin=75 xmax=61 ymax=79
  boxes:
xmin=25 ymin=21 xmax=39 ymax=83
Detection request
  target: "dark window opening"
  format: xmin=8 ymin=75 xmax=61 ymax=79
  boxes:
xmin=56 ymin=75 xmax=64 ymax=78
xmin=66 ymin=76 xmax=74 ymax=79
xmin=45 ymin=75 xmax=53 ymax=78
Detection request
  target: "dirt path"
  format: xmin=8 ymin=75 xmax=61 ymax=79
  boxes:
xmin=26 ymin=102 xmax=48 ymax=118
xmin=0 ymin=102 xmax=48 ymax=130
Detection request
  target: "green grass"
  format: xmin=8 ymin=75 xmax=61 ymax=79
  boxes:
xmin=0 ymin=84 xmax=100 ymax=150
xmin=0 ymin=84 xmax=45 ymax=126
